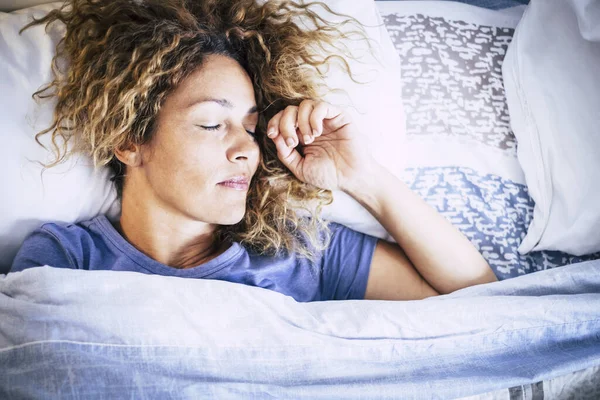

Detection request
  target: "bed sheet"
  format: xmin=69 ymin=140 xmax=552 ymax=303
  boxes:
xmin=376 ymin=1 xmax=600 ymax=279
xmin=1 ymin=260 xmax=599 ymax=399
xmin=458 ymin=364 xmax=600 ymax=400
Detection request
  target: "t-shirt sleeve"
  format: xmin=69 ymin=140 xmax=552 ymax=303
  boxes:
xmin=10 ymin=228 xmax=77 ymax=273
xmin=320 ymin=222 xmax=379 ymax=300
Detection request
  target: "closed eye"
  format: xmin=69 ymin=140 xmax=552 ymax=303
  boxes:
xmin=200 ymin=124 xmax=221 ymax=131
xmin=200 ymin=124 xmax=256 ymax=139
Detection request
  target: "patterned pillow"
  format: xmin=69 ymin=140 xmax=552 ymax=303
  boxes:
xmin=376 ymin=1 xmax=600 ymax=279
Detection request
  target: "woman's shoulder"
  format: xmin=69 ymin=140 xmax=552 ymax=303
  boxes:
xmin=36 ymin=215 xmax=106 ymax=242
xmin=320 ymin=220 xmax=374 ymax=241
xmin=10 ymin=215 xmax=110 ymax=273
xmin=289 ymin=218 xmax=368 ymax=248
xmin=283 ymin=219 xmax=375 ymax=266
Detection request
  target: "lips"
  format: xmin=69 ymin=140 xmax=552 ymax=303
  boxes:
xmin=219 ymin=176 xmax=249 ymax=184
xmin=218 ymin=176 xmax=249 ymax=191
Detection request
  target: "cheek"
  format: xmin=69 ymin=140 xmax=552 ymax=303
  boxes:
xmin=142 ymin=139 xmax=208 ymax=189
xmin=252 ymin=141 xmax=262 ymax=167
xmin=171 ymin=141 xmax=225 ymax=190
xmin=255 ymin=150 xmax=262 ymax=173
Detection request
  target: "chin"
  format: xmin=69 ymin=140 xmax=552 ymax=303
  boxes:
xmin=218 ymin=207 xmax=246 ymax=225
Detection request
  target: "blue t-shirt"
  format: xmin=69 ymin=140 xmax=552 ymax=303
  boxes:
xmin=10 ymin=215 xmax=378 ymax=302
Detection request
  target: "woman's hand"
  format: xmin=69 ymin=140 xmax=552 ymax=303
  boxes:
xmin=266 ymin=99 xmax=370 ymax=191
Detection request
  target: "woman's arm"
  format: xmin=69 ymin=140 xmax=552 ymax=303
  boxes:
xmin=342 ymin=159 xmax=498 ymax=295
xmin=265 ymin=99 xmax=497 ymax=297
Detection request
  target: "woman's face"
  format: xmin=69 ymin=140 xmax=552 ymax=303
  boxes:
xmin=131 ymin=54 xmax=260 ymax=226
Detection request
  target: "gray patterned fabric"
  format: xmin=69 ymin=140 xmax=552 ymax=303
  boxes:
xmin=379 ymin=8 xmax=600 ymax=279
xmin=387 ymin=14 xmax=516 ymax=151
xmin=404 ymin=167 xmax=600 ymax=278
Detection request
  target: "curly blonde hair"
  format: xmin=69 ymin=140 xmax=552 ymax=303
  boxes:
xmin=23 ymin=0 xmax=374 ymax=270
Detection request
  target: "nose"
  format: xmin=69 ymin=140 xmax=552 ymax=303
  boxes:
xmin=227 ymin=125 xmax=260 ymax=163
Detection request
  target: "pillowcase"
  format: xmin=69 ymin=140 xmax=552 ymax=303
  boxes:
xmin=0 ymin=0 xmax=405 ymax=273
xmin=306 ymin=0 xmax=406 ymax=239
xmin=0 ymin=0 xmax=50 ymax=12
xmin=0 ymin=3 xmax=121 ymax=274
xmin=502 ymin=0 xmax=600 ymax=255
xmin=568 ymin=0 xmax=600 ymax=41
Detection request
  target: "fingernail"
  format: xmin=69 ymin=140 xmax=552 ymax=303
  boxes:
xmin=312 ymin=129 xmax=318 ymax=137
xmin=286 ymin=137 xmax=295 ymax=147
xmin=303 ymin=135 xmax=311 ymax=144
xmin=267 ymin=128 xmax=276 ymax=138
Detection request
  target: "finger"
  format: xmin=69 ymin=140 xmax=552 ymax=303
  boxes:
xmin=266 ymin=111 xmax=283 ymax=139
xmin=271 ymin=129 xmax=304 ymax=179
xmin=311 ymin=101 xmax=330 ymax=137
xmin=313 ymin=102 xmax=349 ymax=136
xmin=297 ymin=100 xmax=315 ymax=145
xmin=279 ymin=106 xmax=300 ymax=148
xmin=322 ymin=102 xmax=351 ymax=132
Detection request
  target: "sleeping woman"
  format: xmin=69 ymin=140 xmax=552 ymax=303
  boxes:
xmin=10 ymin=0 xmax=497 ymax=301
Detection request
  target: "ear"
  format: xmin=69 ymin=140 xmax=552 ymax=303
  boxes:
xmin=114 ymin=143 xmax=143 ymax=167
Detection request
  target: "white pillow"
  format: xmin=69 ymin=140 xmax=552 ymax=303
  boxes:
xmin=0 ymin=0 xmax=52 ymax=12
xmin=305 ymin=0 xmax=406 ymax=240
xmin=0 ymin=4 xmax=121 ymax=274
xmin=568 ymin=0 xmax=600 ymax=41
xmin=502 ymin=0 xmax=600 ymax=256
xmin=0 ymin=1 xmax=405 ymax=273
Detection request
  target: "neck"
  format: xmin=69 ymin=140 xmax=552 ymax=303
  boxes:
xmin=117 ymin=191 xmax=225 ymax=269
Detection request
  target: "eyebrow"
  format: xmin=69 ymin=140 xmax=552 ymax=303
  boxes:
xmin=188 ymin=98 xmax=258 ymax=114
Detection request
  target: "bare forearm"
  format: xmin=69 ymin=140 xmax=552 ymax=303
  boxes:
xmin=342 ymin=160 xmax=497 ymax=294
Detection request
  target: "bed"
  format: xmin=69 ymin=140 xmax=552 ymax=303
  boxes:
xmin=1 ymin=0 xmax=599 ymax=398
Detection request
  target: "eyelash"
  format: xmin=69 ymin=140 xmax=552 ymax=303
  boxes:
xmin=201 ymin=124 xmax=256 ymax=138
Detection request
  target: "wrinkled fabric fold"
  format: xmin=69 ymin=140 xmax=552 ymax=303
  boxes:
xmin=1 ymin=260 xmax=599 ymax=399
